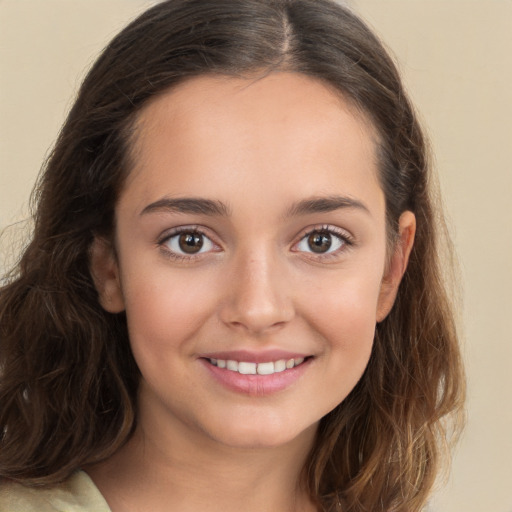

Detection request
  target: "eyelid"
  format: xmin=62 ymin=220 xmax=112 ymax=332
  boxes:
xmin=157 ymin=225 xmax=221 ymax=259
xmin=156 ymin=223 xmax=354 ymax=261
xmin=291 ymin=224 xmax=354 ymax=257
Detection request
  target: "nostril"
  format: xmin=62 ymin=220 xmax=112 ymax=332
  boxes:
xmin=227 ymin=317 xmax=289 ymax=334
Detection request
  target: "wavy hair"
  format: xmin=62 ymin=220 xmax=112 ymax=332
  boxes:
xmin=0 ymin=1 xmax=464 ymax=510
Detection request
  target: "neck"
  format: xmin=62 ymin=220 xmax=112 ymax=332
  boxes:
xmin=87 ymin=416 xmax=318 ymax=512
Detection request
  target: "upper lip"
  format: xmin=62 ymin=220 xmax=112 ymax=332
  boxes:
xmin=198 ymin=349 xmax=311 ymax=363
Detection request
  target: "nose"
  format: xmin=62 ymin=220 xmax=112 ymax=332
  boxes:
xmin=218 ymin=248 xmax=295 ymax=335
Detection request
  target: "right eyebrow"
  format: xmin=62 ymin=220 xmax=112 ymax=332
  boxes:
xmin=139 ymin=197 xmax=231 ymax=217
xmin=285 ymin=195 xmax=371 ymax=218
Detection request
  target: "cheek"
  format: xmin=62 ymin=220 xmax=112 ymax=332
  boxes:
xmin=301 ymin=268 xmax=383 ymax=391
xmin=306 ymin=265 xmax=382 ymax=339
xmin=321 ymin=285 xmax=378 ymax=363
xmin=120 ymin=267 xmax=218 ymax=358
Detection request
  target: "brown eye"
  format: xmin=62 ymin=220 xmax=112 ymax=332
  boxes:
xmin=307 ymin=231 xmax=332 ymax=253
xmin=178 ymin=232 xmax=204 ymax=253
xmin=295 ymin=228 xmax=346 ymax=256
xmin=163 ymin=230 xmax=214 ymax=257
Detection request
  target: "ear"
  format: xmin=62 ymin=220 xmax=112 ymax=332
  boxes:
xmin=89 ymin=236 xmax=125 ymax=313
xmin=376 ymin=211 xmax=416 ymax=322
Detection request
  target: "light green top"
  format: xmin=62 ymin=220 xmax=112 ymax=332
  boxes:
xmin=0 ymin=471 xmax=111 ymax=512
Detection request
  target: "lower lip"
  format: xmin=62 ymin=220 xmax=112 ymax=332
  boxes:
xmin=201 ymin=358 xmax=312 ymax=396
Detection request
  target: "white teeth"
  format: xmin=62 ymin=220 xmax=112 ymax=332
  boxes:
xmin=226 ymin=360 xmax=238 ymax=371
xmin=238 ymin=362 xmax=257 ymax=375
xmin=209 ymin=357 xmax=307 ymax=375
xmin=274 ymin=360 xmax=286 ymax=372
xmin=257 ymin=362 xmax=275 ymax=375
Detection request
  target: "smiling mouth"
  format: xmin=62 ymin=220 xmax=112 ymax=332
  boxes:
xmin=206 ymin=357 xmax=308 ymax=375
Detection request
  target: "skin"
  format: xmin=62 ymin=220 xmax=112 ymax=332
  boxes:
xmin=89 ymin=72 xmax=415 ymax=512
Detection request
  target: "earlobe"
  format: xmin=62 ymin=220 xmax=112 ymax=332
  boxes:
xmin=376 ymin=211 xmax=416 ymax=322
xmin=89 ymin=237 xmax=125 ymax=313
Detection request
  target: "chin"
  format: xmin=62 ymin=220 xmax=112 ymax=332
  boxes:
xmin=204 ymin=416 xmax=318 ymax=451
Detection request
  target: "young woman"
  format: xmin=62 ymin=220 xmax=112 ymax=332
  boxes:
xmin=0 ymin=1 xmax=465 ymax=511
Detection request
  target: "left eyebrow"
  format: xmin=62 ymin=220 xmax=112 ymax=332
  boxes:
xmin=140 ymin=197 xmax=231 ymax=217
xmin=285 ymin=195 xmax=371 ymax=218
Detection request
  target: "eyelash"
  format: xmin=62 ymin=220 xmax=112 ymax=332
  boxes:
xmin=157 ymin=226 xmax=217 ymax=262
xmin=157 ymin=224 xmax=354 ymax=262
xmin=293 ymin=225 xmax=354 ymax=259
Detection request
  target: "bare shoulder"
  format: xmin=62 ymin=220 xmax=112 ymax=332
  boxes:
xmin=0 ymin=471 xmax=111 ymax=512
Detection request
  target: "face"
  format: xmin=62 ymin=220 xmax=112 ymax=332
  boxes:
xmin=92 ymin=72 xmax=414 ymax=451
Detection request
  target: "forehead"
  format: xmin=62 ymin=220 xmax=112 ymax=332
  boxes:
xmin=121 ymin=72 xmax=383 ymax=218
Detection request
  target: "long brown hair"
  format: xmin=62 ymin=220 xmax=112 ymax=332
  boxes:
xmin=0 ymin=1 xmax=464 ymax=510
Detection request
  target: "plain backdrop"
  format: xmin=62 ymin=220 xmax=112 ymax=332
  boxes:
xmin=1 ymin=1 xmax=511 ymax=511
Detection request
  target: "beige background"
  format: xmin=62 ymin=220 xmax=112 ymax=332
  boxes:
xmin=1 ymin=1 xmax=511 ymax=511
